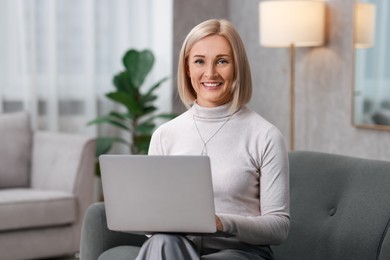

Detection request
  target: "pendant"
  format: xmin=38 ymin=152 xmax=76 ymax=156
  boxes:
xmin=201 ymin=145 xmax=208 ymax=156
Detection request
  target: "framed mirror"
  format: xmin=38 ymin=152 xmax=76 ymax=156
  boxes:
xmin=353 ymin=0 xmax=390 ymax=130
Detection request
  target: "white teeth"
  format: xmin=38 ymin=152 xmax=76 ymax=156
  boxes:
xmin=203 ymin=82 xmax=221 ymax=87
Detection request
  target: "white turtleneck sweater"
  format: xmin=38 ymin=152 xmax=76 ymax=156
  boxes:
xmin=148 ymin=102 xmax=290 ymax=246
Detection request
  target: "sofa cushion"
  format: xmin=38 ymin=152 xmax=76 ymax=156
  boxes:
xmin=98 ymin=246 xmax=141 ymax=260
xmin=0 ymin=188 xmax=76 ymax=231
xmin=0 ymin=112 xmax=32 ymax=188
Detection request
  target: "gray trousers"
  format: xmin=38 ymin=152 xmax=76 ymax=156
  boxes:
xmin=135 ymin=234 xmax=273 ymax=260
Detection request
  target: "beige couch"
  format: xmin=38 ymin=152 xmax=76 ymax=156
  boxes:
xmin=0 ymin=112 xmax=96 ymax=259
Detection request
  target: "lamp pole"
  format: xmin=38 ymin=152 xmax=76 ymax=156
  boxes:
xmin=290 ymin=43 xmax=295 ymax=151
xmin=259 ymin=0 xmax=326 ymax=151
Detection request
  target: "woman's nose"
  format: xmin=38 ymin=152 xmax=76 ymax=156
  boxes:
xmin=205 ymin=64 xmax=217 ymax=78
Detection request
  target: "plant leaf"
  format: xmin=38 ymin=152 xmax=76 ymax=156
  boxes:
xmin=87 ymin=115 xmax=130 ymax=131
xmin=134 ymin=135 xmax=152 ymax=154
xmin=87 ymin=116 xmax=108 ymax=126
xmin=108 ymin=120 xmax=130 ymax=131
xmin=113 ymin=71 xmax=137 ymax=94
xmin=109 ymin=111 xmax=133 ymax=121
xmin=141 ymin=94 xmax=158 ymax=104
xmin=95 ymin=161 xmax=101 ymax=177
xmin=96 ymin=137 xmax=115 ymax=157
xmin=122 ymin=49 xmax=154 ymax=88
xmin=142 ymin=106 xmax=157 ymax=116
xmin=144 ymin=77 xmax=169 ymax=96
xmin=136 ymin=122 xmax=156 ymax=135
xmin=141 ymin=113 xmax=176 ymax=126
xmin=106 ymin=91 xmax=142 ymax=116
xmin=87 ymin=115 xmax=118 ymax=126
xmin=96 ymin=136 xmax=131 ymax=157
xmin=154 ymin=113 xmax=177 ymax=119
xmin=141 ymin=77 xmax=168 ymax=106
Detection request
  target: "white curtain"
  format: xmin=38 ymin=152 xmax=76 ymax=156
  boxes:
xmin=0 ymin=0 xmax=173 ymax=136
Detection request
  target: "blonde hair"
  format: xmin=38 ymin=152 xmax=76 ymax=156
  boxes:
xmin=177 ymin=19 xmax=252 ymax=112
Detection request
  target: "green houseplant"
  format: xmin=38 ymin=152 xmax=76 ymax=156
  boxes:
xmin=88 ymin=49 xmax=175 ymax=175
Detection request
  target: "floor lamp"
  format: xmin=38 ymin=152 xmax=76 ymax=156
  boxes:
xmin=259 ymin=0 xmax=326 ymax=151
xmin=355 ymin=2 xmax=376 ymax=48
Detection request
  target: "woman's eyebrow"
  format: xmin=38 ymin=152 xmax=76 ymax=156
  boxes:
xmin=216 ymin=54 xmax=231 ymax=58
xmin=192 ymin=55 xmax=205 ymax=58
xmin=191 ymin=54 xmax=231 ymax=58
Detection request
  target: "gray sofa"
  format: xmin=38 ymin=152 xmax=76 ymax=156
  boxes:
xmin=80 ymin=151 xmax=390 ymax=260
xmin=0 ymin=112 xmax=96 ymax=259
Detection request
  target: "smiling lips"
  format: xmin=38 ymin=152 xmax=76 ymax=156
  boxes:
xmin=202 ymin=82 xmax=223 ymax=89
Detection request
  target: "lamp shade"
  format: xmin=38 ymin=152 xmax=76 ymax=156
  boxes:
xmin=259 ymin=0 xmax=326 ymax=47
xmin=355 ymin=3 xmax=376 ymax=48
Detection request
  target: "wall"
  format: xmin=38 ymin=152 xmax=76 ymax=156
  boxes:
xmin=172 ymin=0 xmax=390 ymax=161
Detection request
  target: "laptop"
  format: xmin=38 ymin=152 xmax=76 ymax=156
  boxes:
xmin=99 ymin=155 xmax=217 ymax=235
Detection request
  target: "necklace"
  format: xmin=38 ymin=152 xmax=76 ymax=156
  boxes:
xmin=193 ymin=113 xmax=232 ymax=156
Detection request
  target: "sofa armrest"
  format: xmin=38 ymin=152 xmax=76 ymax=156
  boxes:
xmin=31 ymin=131 xmax=96 ymax=250
xmin=80 ymin=202 xmax=147 ymax=260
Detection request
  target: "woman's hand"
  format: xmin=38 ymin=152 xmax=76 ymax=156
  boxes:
xmin=215 ymin=215 xmax=223 ymax=231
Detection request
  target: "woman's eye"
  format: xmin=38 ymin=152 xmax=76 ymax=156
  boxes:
xmin=217 ymin=59 xmax=229 ymax=64
xmin=194 ymin=59 xmax=204 ymax=64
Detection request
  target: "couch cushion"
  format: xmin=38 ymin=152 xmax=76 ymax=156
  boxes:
xmin=0 ymin=112 xmax=32 ymax=188
xmin=98 ymin=246 xmax=141 ymax=260
xmin=0 ymin=188 xmax=76 ymax=231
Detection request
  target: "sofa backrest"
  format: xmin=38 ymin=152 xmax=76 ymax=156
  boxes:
xmin=273 ymin=151 xmax=390 ymax=260
xmin=30 ymin=132 xmax=91 ymax=192
xmin=0 ymin=112 xmax=32 ymax=188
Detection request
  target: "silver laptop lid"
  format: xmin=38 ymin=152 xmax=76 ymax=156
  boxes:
xmin=99 ymin=155 xmax=217 ymax=234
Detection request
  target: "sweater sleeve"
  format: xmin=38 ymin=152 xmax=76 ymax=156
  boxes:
xmin=218 ymin=127 xmax=290 ymax=245
xmin=148 ymin=127 xmax=164 ymax=155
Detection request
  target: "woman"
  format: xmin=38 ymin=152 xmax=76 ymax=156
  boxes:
xmin=136 ymin=19 xmax=290 ymax=260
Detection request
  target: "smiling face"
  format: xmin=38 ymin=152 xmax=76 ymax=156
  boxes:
xmin=187 ymin=35 xmax=235 ymax=107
